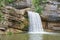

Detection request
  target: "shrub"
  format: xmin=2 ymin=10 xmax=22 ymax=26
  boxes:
xmin=32 ymin=0 xmax=47 ymax=14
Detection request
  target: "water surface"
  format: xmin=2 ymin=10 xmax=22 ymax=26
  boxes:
xmin=0 ymin=33 xmax=60 ymax=40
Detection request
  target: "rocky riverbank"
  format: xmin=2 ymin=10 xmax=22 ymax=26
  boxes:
xmin=0 ymin=0 xmax=31 ymax=34
xmin=0 ymin=6 xmax=31 ymax=34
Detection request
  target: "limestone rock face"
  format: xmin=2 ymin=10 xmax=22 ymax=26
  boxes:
xmin=0 ymin=11 xmax=9 ymax=31
xmin=1 ymin=6 xmax=30 ymax=32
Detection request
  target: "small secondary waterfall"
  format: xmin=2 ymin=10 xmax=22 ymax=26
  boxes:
xmin=28 ymin=11 xmax=43 ymax=33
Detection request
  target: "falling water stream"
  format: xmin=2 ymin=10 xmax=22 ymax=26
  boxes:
xmin=28 ymin=11 xmax=43 ymax=40
xmin=28 ymin=11 xmax=43 ymax=33
xmin=28 ymin=11 xmax=58 ymax=40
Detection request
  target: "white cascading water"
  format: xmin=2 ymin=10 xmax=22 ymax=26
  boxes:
xmin=28 ymin=11 xmax=43 ymax=40
xmin=28 ymin=11 xmax=43 ymax=33
xmin=28 ymin=11 xmax=57 ymax=40
xmin=28 ymin=11 xmax=57 ymax=34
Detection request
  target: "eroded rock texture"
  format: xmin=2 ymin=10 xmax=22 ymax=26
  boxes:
xmin=0 ymin=6 xmax=30 ymax=32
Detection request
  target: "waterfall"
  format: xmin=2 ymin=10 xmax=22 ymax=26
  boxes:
xmin=28 ymin=11 xmax=43 ymax=33
xmin=28 ymin=11 xmax=58 ymax=40
xmin=28 ymin=11 xmax=57 ymax=34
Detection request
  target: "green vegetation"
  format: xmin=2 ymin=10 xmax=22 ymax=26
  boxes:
xmin=0 ymin=0 xmax=5 ymax=7
xmin=0 ymin=0 xmax=13 ymax=7
xmin=0 ymin=11 xmax=4 ymax=22
xmin=32 ymin=0 xmax=47 ymax=14
xmin=0 ymin=0 xmax=14 ymax=22
xmin=7 ymin=31 xmax=13 ymax=35
xmin=5 ymin=0 xmax=15 ymax=5
xmin=6 ymin=0 xmax=14 ymax=3
xmin=0 ymin=0 xmax=5 ymax=22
